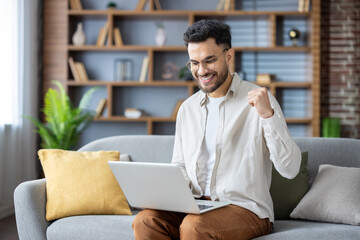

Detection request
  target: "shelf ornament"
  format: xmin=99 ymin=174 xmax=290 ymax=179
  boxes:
xmin=288 ymin=29 xmax=300 ymax=47
xmin=155 ymin=22 xmax=167 ymax=46
xmin=72 ymin=22 xmax=86 ymax=46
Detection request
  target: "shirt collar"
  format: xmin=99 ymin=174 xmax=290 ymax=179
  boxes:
xmin=199 ymin=73 xmax=242 ymax=107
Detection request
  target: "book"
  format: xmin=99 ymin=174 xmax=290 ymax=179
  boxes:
xmin=230 ymin=0 xmax=235 ymax=10
xmin=298 ymin=0 xmax=305 ymax=12
xmin=95 ymin=99 xmax=107 ymax=118
xmin=171 ymin=100 xmax=185 ymax=118
xmin=153 ymin=0 xmax=162 ymax=10
xmin=69 ymin=0 xmax=78 ymax=10
xmin=114 ymin=27 xmax=123 ymax=46
xmin=73 ymin=0 xmax=82 ymax=10
xmin=135 ymin=0 xmax=147 ymax=11
xmin=96 ymin=28 xmax=104 ymax=46
xmin=256 ymin=74 xmax=275 ymax=85
xmin=304 ymin=0 xmax=310 ymax=12
xmin=139 ymin=56 xmax=149 ymax=82
xmin=68 ymin=57 xmax=82 ymax=82
xmin=96 ymin=22 xmax=109 ymax=46
xmin=223 ymin=0 xmax=231 ymax=11
xmin=76 ymin=62 xmax=89 ymax=82
xmin=216 ymin=0 xmax=225 ymax=11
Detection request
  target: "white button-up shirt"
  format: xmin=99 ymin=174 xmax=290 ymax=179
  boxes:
xmin=171 ymin=73 xmax=301 ymax=222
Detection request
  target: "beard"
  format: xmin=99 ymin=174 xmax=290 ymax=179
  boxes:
xmin=196 ymin=66 xmax=229 ymax=94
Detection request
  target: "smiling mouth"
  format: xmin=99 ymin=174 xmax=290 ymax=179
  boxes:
xmin=198 ymin=73 xmax=216 ymax=84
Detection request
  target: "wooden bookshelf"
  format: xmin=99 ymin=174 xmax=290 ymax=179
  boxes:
xmin=43 ymin=0 xmax=321 ymax=137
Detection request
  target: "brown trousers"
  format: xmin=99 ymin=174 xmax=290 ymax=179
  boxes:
xmin=132 ymin=204 xmax=272 ymax=240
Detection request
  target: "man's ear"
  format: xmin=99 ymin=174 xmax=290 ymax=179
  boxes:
xmin=226 ymin=48 xmax=234 ymax=64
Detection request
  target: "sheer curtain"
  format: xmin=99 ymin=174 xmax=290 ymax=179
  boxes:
xmin=0 ymin=0 xmax=41 ymax=218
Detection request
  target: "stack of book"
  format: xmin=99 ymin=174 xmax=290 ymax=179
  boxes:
xmin=256 ymin=74 xmax=275 ymax=85
xmin=298 ymin=0 xmax=311 ymax=13
xmin=96 ymin=22 xmax=124 ymax=47
xmin=68 ymin=57 xmax=89 ymax=82
xmin=216 ymin=0 xmax=233 ymax=11
xmin=124 ymin=108 xmax=144 ymax=119
xmin=96 ymin=22 xmax=109 ymax=46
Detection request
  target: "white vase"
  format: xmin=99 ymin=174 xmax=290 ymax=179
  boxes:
xmin=155 ymin=28 xmax=167 ymax=46
xmin=72 ymin=23 xmax=86 ymax=46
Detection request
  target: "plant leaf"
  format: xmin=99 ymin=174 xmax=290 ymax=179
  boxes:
xmin=24 ymin=80 xmax=96 ymax=150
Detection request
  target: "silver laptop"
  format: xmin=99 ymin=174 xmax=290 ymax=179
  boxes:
xmin=108 ymin=161 xmax=230 ymax=214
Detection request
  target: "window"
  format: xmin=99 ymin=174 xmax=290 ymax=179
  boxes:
xmin=0 ymin=1 xmax=19 ymax=125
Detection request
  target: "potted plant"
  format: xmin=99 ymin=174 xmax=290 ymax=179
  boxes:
xmin=25 ymin=80 xmax=98 ymax=150
xmin=179 ymin=66 xmax=194 ymax=81
xmin=107 ymin=2 xmax=117 ymax=9
xmin=155 ymin=21 xmax=167 ymax=46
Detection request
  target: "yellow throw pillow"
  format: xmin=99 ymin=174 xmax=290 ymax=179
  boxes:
xmin=38 ymin=149 xmax=132 ymax=221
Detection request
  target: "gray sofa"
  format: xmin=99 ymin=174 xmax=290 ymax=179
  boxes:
xmin=14 ymin=136 xmax=360 ymax=240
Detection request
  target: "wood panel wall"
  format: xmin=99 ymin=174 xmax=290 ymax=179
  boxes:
xmin=42 ymin=0 xmax=68 ymax=96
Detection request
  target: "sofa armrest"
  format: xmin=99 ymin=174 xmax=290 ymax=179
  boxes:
xmin=14 ymin=178 xmax=51 ymax=240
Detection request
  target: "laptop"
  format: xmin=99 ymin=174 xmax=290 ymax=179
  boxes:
xmin=108 ymin=161 xmax=230 ymax=214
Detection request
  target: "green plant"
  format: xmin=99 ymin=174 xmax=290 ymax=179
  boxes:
xmin=322 ymin=117 xmax=340 ymax=138
xmin=25 ymin=80 xmax=98 ymax=150
xmin=107 ymin=2 xmax=116 ymax=9
xmin=178 ymin=66 xmax=193 ymax=81
xmin=156 ymin=21 xmax=164 ymax=29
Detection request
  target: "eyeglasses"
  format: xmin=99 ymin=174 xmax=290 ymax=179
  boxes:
xmin=186 ymin=49 xmax=229 ymax=72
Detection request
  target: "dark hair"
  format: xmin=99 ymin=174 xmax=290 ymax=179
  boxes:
xmin=183 ymin=19 xmax=232 ymax=49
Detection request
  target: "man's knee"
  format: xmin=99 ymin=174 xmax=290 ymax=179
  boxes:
xmin=132 ymin=209 xmax=158 ymax=230
xmin=180 ymin=215 xmax=211 ymax=238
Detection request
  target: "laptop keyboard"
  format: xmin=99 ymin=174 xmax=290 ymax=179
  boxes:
xmin=197 ymin=204 xmax=213 ymax=211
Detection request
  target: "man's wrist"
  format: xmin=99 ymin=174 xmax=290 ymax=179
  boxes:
xmin=262 ymin=108 xmax=274 ymax=119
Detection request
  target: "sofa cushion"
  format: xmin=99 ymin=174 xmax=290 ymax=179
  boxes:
xmin=270 ymin=152 xmax=309 ymax=220
xmin=290 ymin=164 xmax=360 ymax=225
xmin=254 ymin=220 xmax=360 ymax=240
xmin=38 ymin=149 xmax=131 ymax=221
xmin=47 ymin=214 xmax=139 ymax=240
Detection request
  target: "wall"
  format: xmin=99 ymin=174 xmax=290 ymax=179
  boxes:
xmin=321 ymin=0 xmax=360 ymax=138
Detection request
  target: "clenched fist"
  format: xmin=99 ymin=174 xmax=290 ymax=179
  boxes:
xmin=247 ymin=88 xmax=274 ymax=119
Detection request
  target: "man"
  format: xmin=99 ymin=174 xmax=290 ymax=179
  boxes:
xmin=133 ymin=19 xmax=301 ymax=240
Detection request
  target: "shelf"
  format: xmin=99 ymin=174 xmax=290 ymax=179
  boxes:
xmin=259 ymin=82 xmax=312 ymax=88
xmin=95 ymin=116 xmax=176 ymax=122
xmin=67 ymin=81 xmax=197 ymax=87
xmin=285 ymin=118 xmax=312 ymax=124
xmin=67 ymin=80 xmax=312 ymax=88
xmin=67 ymin=45 xmax=187 ymax=51
xmin=68 ymin=45 xmax=310 ymax=52
xmin=233 ymin=46 xmax=311 ymax=52
xmin=68 ymin=10 xmax=311 ymax=17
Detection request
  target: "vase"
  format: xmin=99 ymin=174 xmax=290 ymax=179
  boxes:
xmin=155 ymin=28 xmax=167 ymax=46
xmin=72 ymin=23 xmax=86 ymax=46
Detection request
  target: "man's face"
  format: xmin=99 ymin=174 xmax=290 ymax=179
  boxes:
xmin=187 ymin=38 xmax=230 ymax=95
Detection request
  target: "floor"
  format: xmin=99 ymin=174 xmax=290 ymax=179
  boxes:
xmin=0 ymin=215 xmax=18 ymax=240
